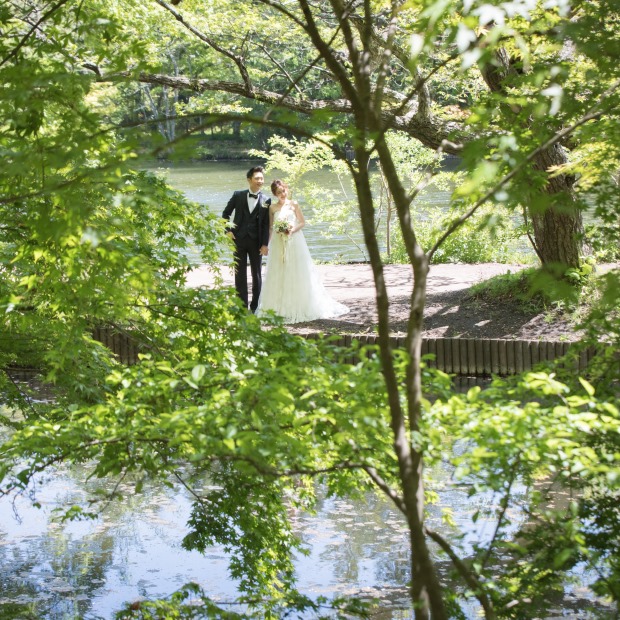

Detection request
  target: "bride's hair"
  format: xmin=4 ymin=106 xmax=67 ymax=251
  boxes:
xmin=271 ymin=179 xmax=288 ymax=195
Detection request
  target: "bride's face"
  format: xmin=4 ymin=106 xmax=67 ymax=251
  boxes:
xmin=275 ymin=186 xmax=288 ymax=201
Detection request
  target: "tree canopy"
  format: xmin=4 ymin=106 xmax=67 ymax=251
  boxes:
xmin=72 ymin=0 xmax=619 ymax=267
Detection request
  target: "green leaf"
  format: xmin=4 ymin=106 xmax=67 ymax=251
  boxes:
xmin=191 ymin=364 xmax=206 ymax=383
xmin=578 ymin=377 xmax=595 ymax=397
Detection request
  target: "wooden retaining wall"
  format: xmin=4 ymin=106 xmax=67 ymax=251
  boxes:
xmin=312 ymin=334 xmax=594 ymax=376
xmin=92 ymin=327 xmax=142 ymax=366
xmin=93 ymin=327 xmax=594 ymax=377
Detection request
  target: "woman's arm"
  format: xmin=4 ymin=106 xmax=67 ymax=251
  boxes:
xmin=268 ymin=204 xmax=276 ymax=242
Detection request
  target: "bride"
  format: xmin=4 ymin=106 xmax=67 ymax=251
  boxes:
xmin=256 ymin=179 xmax=349 ymax=324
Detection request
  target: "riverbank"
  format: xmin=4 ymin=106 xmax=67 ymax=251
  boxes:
xmin=186 ymin=262 xmax=583 ymax=341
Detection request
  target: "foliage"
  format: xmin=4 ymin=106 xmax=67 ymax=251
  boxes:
xmin=0 ymin=164 xmax=223 ymax=400
xmin=426 ymin=371 xmax=620 ymax=618
xmin=572 ymin=268 xmax=620 ymax=395
xmin=468 ymin=268 xmax=551 ymax=312
xmin=115 ymin=581 xmax=372 ymax=620
xmin=585 ymin=223 xmax=620 ymax=263
xmin=445 ymin=261 xmax=620 ymax=615
xmin=388 ymin=207 xmax=529 ymax=265
xmin=0 ymin=315 xmax=400 ymax=615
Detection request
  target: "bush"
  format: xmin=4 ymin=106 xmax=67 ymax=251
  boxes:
xmin=585 ymin=223 xmax=620 ymax=262
xmin=386 ymin=208 xmax=533 ymax=264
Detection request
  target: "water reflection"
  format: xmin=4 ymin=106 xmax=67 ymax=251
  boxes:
xmin=293 ymin=494 xmax=411 ymax=599
xmin=0 ymin=467 xmax=417 ymax=619
xmin=0 ymin=455 xmax=608 ymax=619
xmin=0 ymin=469 xmax=236 ymax=619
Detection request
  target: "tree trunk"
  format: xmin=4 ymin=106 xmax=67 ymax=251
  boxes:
xmin=481 ymin=49 xmax=584 ymax=269
xmin=531 ymin=144 xmax=584 ymax=267
xmin=367 ymin=135 xmax=449 ymax=620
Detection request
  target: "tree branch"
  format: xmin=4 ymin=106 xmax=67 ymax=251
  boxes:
xmin=1 ymin=370 xmax=41 ymax=419
xmin=294 ymin=0 xmax=361 ymax=110
xmin=257 ymin=44 xmax=304 ymax=96
xmin=93 ymin=68 xmax=465 ymax=155
xmin=363 ymin=465 xmax=406 ymax=514
xmin=0 ymin=0 xmax=72 ymax=69
xmin=480 ymin=461 xmax=519 ymax=570
xmin=153 ymin=0 xmax=253 ymax=91
xmin=425 ymin=527 xmax=497 ymax=620
xmin=522 ymin=204 xmax=544 ymax=263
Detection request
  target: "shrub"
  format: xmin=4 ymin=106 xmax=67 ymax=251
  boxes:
xmin=386 ymin=208 xmax=532 ymax=264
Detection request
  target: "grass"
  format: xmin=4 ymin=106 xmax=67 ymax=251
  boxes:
xmin=468 ymin=268 xmax=549 ymax=313
xmin=468 ymin=265 xmax=604 ymax=327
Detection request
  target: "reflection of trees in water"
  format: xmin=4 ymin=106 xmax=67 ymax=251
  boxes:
xmin=428 ymin=468 xmax=613 ymax=619
xmin=436 ymin=548 xmax=610 ymax=619
xmin=0 ymin=464 xmax=181 ymax=620
xmin=0 ymin=524 xmax=114 ymax=619
xmin=295 ymin=487 xmax=411 ymax=587
xmin=292 ymin=479 xmax=611 ymax=618
xmin=0 ymin=546 xmax=42 ymax=620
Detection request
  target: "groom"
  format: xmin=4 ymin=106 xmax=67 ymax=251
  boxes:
xmin=222 ymin=166 xmax=270 ymax=312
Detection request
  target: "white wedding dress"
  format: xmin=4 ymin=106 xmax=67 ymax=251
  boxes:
xmin=256 ymin=202 xmax=349 ymax=324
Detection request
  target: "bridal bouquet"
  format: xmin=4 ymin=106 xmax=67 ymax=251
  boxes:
xmin=274 ymin=220 xmax=291 ymax=236
xmin=274 ymin=220 xmax=292 ymax=262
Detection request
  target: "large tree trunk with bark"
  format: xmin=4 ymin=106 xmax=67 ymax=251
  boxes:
xmin=531 ymin=144 xmax=584 ymax=267
xmin=481 ymin=49 xmax=584 ymax=268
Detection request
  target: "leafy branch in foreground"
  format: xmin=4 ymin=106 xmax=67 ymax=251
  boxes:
xmin=114 ymin=581 xmax=372 ymax=620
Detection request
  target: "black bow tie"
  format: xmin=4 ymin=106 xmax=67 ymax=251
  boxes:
xmin=249 ymin=192 xmax=259 ymax=199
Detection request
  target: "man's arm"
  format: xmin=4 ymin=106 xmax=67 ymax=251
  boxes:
xmin=222 ymin=192 xmax=238 ymax=238
xmin=259 ymin=199 xmax=271 ymax=249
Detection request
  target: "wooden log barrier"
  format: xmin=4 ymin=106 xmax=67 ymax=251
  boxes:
xmin=92 ymin=327 xmax=141 ymax=366
xmin=92 ymin=327 xmax=598 ymax=377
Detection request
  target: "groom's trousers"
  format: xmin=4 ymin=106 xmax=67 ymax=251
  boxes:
xmin=233 ymin=235 xmax=262 ymax=312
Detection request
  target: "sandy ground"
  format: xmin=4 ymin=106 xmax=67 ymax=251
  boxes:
xmin=186 ymin=262 xmax=517 ymax=300
xmin=186 ymin=262 xmax=580 ymax=341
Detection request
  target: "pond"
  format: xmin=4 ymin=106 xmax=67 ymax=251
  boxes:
xmin=150 ymin=160 xmax=460 ymax=263
xmin=0 ymin=459 xmax=414 ymax=619
xmin=0 ymin=406 xmax=604 ymax=619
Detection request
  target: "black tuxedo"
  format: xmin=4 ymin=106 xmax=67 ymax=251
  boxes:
xmin=222 ymin=190 xmax=270 ymax=311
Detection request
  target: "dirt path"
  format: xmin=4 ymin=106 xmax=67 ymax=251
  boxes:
xmin=186 ymin=262 xmax=580 ymax=341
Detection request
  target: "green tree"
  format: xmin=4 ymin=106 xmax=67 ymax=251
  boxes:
xmin=67 ymin=0 xmax=619 ymax=270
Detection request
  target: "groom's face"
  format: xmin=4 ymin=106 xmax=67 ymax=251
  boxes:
xmin=248 ymin=172 xmax=264 ymax=194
